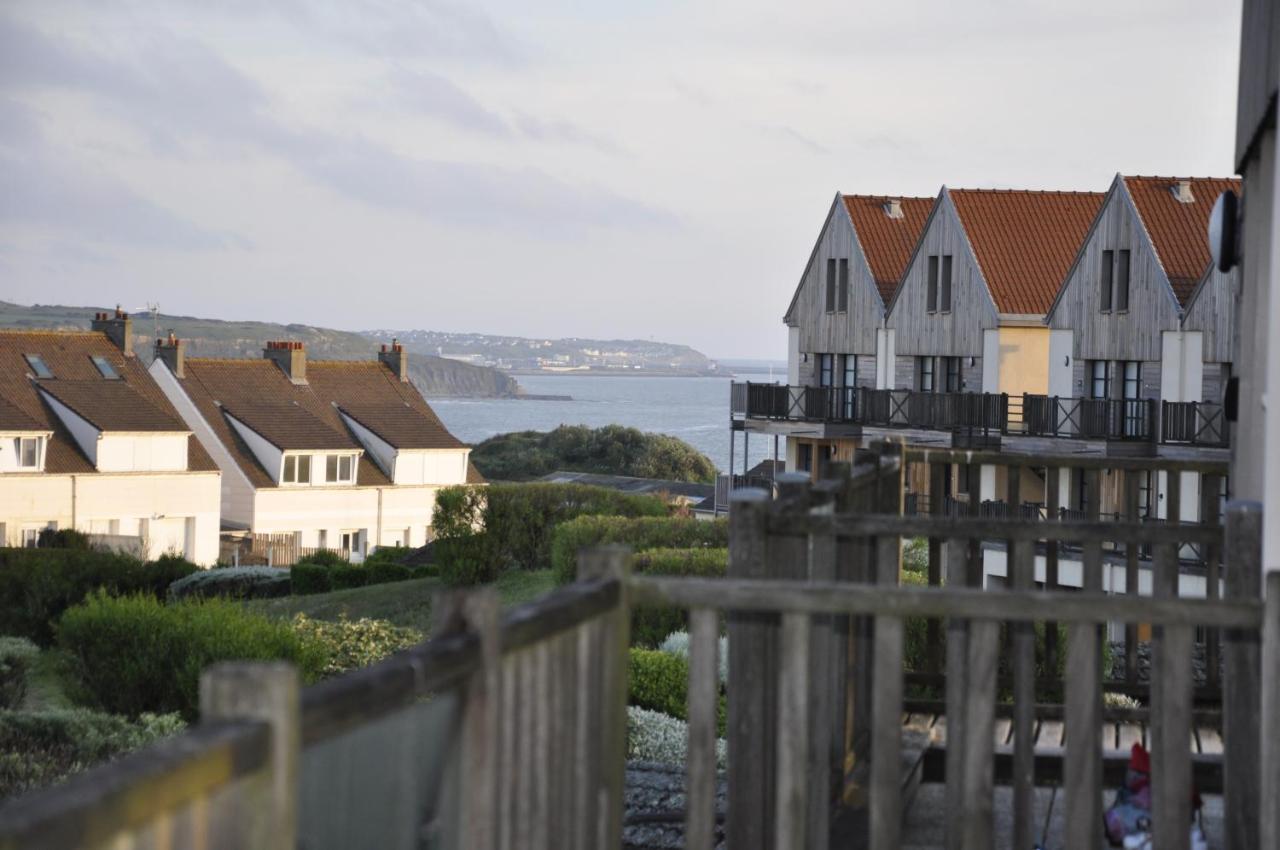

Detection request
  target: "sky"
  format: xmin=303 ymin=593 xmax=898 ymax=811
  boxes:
xmin=0 ymin=1 xmax=1243 ymax=360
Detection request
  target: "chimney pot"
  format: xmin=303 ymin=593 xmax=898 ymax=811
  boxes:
xmin=885 ymin=198 xmax=904 ymax=219
xmin=91 ymin=307 xmax=134 ymax=356
xmin=263 ymin=341 xmax=307 ymax=383
xmin=1173 ymin=180 xmax=1194 ymax=203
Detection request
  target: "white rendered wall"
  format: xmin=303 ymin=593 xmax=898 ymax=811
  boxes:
xmin=95 ymin=433 xmax=189 ymax=473
xmin=981 ymin=329 xmax=999 ymax=393
xmin=391 ymin=450 xmax=470 ymax=486
xmin=787 ymin=326 xmax=801 ymax=385
xmin=226 ymin=416 xmax=284 ymax=483
xmin=252 ymin=484 xmax=445 ymax=553
xmin=1160 ymin=331 xmax=1205 ymax=403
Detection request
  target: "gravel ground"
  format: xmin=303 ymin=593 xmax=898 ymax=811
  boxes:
xmin=624 ymin=761 xmax=726 ymax=850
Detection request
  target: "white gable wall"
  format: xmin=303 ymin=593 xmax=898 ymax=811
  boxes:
xmin=39 ymin=392 xmax=101 ymax=466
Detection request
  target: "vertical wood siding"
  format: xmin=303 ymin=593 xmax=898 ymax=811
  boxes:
xmin=886 ymin=193 xmax=998 ymax=357
xmin=791 ymin=200 xmax=885 ymax=358
xmin=1048 ymin=184 xmax=1181 ymax=362
xmin=1182 ymin=266 xmax=1239 ymax=365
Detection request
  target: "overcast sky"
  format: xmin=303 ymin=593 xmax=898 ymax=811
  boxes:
xmin=0 ymin=1 xmax=1242 ymax=359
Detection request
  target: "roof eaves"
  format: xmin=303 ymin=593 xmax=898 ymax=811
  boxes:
xmin=1118 ymin=176 xmax=1185 ymax=316
xmin=1044 ymin=173 xmax=1123 ymax=324
xmin=884 ymin=186 xmax=947 ymax=318
xmin=783 ymin=192 xmax=844 ymax=326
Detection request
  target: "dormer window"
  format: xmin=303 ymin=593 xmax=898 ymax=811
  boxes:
xmin=282 ymin=454 xmax=312 ymax=484
xmin=17 ymin=436 xmax=42 ymax=469
xmin=91 ymin=356 xmax=119 ymax=379
xmin=24 ymin=355 xmax=52 ymax=379
xmin=325 ymin=454 xmax=355 ymax=483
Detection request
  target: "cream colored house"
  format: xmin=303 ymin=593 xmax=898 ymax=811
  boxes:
xmin=150 ymin=337 xmax=478 ymax=560
xmin=0 ymin=313 xmax=221 ymax=564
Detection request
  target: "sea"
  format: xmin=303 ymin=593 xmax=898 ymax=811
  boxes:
xmin=430 ymin=372 xmax=782 ymax=474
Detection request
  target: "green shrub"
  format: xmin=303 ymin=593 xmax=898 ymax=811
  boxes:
xmin=409 ymin=564 xmax=437 ymax=580
xmin=0 ymin=548 xmax=178 ymax=645
xmin=0 ymin=708 xmax=184 ymax=799
xmin=626 ymin=706 xmax=726 ymax=769
xmin=551 ymin=517 xmax=728 ymax=583
xmin=363 ymin=546 xmax=413 ymax=568
xmin=291 ymin=563 xmax=333 ymax=595
xmin=432 ymin=482 xmax=668 ymax=573
xmin=35 ymin=529 xmax=92 ymax=550
xmin=141 ymin=556 xmax=200 ymax=597
xmin=628 ymin=648 xmax=725 ymax=735
xmin=330 ymin=566 xmax=368 ymax=590
xmin=167 ymin=567 xmax=290 ymax=601
xmin=58 ymin=593 xmax=325 ymax=719
xmin=0 ymin=638 xmax=40 ymax=709
xmin=290 ymin=614 xmax=422 ymax=678
xmin=295 ymin=550 xmax=350 ymax=569
xmin=436 ymin=535 xmax=502 ymax=587
xmin=367 ymin=562 xmax=412 ymax=585
xmin=629 ymin=548 xmax=728 ymax=647
xmin=470 ymin=424 xmax=718 ymax=484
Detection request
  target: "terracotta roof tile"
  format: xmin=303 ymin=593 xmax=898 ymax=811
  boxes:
xmin=467 ymin=461 xmax=486 ymax=484
xmin=949 ymin=189 xmax=1105 ymax=315
xmin=0 ymin=330 xmax=217 ymax=473
xmin=178 ymin=355 xmax=466 ymax=488
xmin=842 ymin=195 xmax=934 ymax=303
xmin=0 ymin=396 xmax=44 ymax=431
xmin=1123 ymin=176 xmax=1241 ymax=306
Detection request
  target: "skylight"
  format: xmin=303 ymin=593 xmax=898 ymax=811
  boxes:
xmin=24 ymin=354 xmax=52 ymax=379
xmin=91 ymin=355 xmax=119 ymax=379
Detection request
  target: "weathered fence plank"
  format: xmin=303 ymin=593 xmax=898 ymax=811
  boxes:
xmin=1151 ymin=541 xmax=1192 ymax=850
xmin=686 ymin=608 xmax=720 ymax=850
xmin=775 ymin=611 xmax=812 ymax=850
xmin=960 ymin=619 xmax=999 ymax=850
xmin=869 ymin=535 xmax=904 ymax=850
xmin=1223 ymin=501 xmax=1263 ymax=849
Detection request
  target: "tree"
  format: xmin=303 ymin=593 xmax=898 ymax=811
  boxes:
xmin=470 ymin=424 xmax=717 ymax=483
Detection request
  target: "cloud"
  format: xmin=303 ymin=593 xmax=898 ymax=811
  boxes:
xmin=514 ymin=112 xmax=625 ymax=156
xmin=758 ymin=124 xmax=829 ymax=155
xmin=383 ymin=66 xmax=511 ymax=137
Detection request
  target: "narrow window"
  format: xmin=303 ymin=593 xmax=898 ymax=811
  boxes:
xmin=23 ymin=354 xmax=52 ymax=379
xmin=21 ymin=528 xmax=40 ymax=548
xmin=339 ymin=455 xmax=353 ymax=481
xmin=1089 ymin=360 xmax=1109 ymax=399
xmin=1138 ymin=471 xmax=1152 ymax=518
xmin=283 ymin=455 xmax=297 ymax=483
xmin=1122 ymin=361 xmax=1141 ymax=400
xmin=326 ymin=455 xmax=339 ymax=482
xmin=18 ymin=437 xmax=39 ymax=468
xmin=318 ymin=529 xmax=328 ymax=549
xmin=943 ymin=356 xmax=961 ymax=392
xmin=1100 ymin=249 xmax=1114 ymax=311
xmin=825 ymin=259 xmax=836 ymax=312
xmin=798 ymin=444 xmax=813 ymax=473
xmin=90 ymin=355 xmax=118 ymax=379
xmin=927 ymin=256 xmax=939 ymax=312
xmin=818 ymin=354 xmax=834 ymax=387
xmin=918 ymin=357 xmax=935 ymax=393
xmin=1115 ymin=249 xmax=1130 ymax=311
xmin=837 ymin=259 xmax=849 ymax=312
xmin=842 ymin=355 xmax=856 ymax=418
xmin=940 ymin=255 xmax=953 ymax=312
xmin=297 ymin=455 xmax=312 ymax=484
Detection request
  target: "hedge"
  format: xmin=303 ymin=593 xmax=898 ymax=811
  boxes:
xmin=0 ymin=638 xmax=40 ymax=710
xmin=58 ymin=593 xmax=326 ymax=719
xmin=0 ymin=709 xmax=184 ymax=799
xmin=0 ymin=548 xmax=199 ymax=645
xmin=432 ymin=483 xmax=669 ymax=574
xmin=290 ymin=555 xmax=418 ymax=596
xmin=167 ymin=567 xmax=290 ymax=601
xmin=550 ymin=517 xmax=728 ymax=584
xmin=435 ymin=534 xmax=501 ymax=587
xmin=290 ymin=614 xmax=422 ymax=678
xmin=628 ymin=548 xmax=727 ymax=646
xmin=628 ymin=648 xmax=725 ymax=736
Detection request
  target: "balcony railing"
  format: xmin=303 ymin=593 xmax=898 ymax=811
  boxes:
xmin=1161 ymin=400 xmax=1228 ymax=446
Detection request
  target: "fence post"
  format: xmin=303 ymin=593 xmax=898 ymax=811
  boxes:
xmin=1223 ymin=501 xmax=1262 ymax=849
xmin=200 ymin=662 xmax=299 ymax=850
xmin=576 ymin=547 xmax=631 ymax=850
xmin=1261 ymin=570 xmax=1280 ymax=850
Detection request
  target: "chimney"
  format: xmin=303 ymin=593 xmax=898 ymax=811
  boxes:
xmin=1173 ymin=180 xmax=1195 ymax=204
xmin=91 ymin=307 xmax=134 ymax=356
xmin=378 ymin=338 xmax=409 ymax=382
xmin=884 ymin=198 xmax=904 ymax=219
xmin=263 ymin=340 xmax=307 ymax=384
xmin=154 ymin=332 xmax=186 ymax=378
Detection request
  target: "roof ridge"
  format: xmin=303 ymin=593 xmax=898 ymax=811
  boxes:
xmin=1123 ymin=174 xmax=1241 ymax=182
xmin=0 ymin=328 xmax=103 ymax=336
xmin=949 ymin=188 xmax=1105 ymax=196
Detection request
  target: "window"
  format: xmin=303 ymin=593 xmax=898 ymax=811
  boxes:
xmin=24 ymin=354 xmax=52 ymax=379
xmin=90 ymin=356 xmax=118 ymax=379
xmin=1121 ymin=361 xmax=1141 ymax=400
xmin=341 ymin=530 xmax=359 ymax=554
xmin=282 ymin=454 xmax=312 ymax=484
xmin=837 ymin=259 xmax=849 ymax=312
xmin=927 ymin=256 xmax=939 ymax=312
xmin=318 ymin=529 xmax=328 ymax=549
xmin=940 ymin=255 xmax=953 ymax=312
xmin=1115 ymin=250 xmax=1131 ymax=311
xmin=842 ymin=355 xmax=857 ymax=418
xmin=942 ymin=356 xmax=961 ymax=392
xmin=325 ymin=454 xmax=354 ymax=483
xmin=17 ymin=437 xmax=40 ymax=469
xmin=798 ymin=444 xmax=813 ymax=473
xmin=918 ymin=357 xmax=935 ymax=392
xmin=21 ymin=528 xmax=40 ymax=548
xmin=818 ymin=354 xmax=834 ymax=387
xmin=1138 ymin=470 xmax=1153 ymax=519
xmin=957 ymin=464 xmax=971 ymax=496
xmin=1089 ymin=360 xmax=1109 ymax=399
xmin=825 ymin=258 xmax=837 ymax=312
xmin=1121 ymin=361 xmax=1142 ymax=437
xmin=1100 ymin=249 xmax=1114 ymax=312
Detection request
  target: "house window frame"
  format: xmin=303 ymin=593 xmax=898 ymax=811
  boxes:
xmin=282 ymin=454 xmax=313 ymax=485
xmin=17 ymin=436 xmax=41 ymax=469
xmin=940 ymin=255 xmax=953 ymax=313
xmin=24 ymin=354 xmax=53 ymax=379
xmin=926 ymin=256 xmax=939 ymax=313
xmin=818 ymin=354 xmax=834 ymax=388
xmin=1100 ymin=249 xmax=1114 ymax=312
xmin=942 ymin=356 xmax=961 ymax=393
xmin=324 ymin=454 xmax=356 ymax=484
xmin=918 ymin=356 xmax=935 ymax=393
xmin=842 ymin=355 xmax=857 ymax=418
xmin=825 ymin=258 xmax=837 ymax=313
xmin=90 ymin=355 xmax=119 ymax=380
xmin=1115 ymin=249 xmax=1131 ymax=312
xmin=836 ymin=258 xmax=849 ymax=312
xmin=1089 ymin=360 xmax=1110 ymax=400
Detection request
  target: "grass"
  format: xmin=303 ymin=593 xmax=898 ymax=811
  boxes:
xmin=244 ymin=570 xmax=559 ymax=633
xmin=20 ymin=649 xmax=75 ymax=711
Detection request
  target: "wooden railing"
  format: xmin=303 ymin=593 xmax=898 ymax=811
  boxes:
xmin=630 ymin=454 xmax=1276 ymax=850
xmin=0 ymin=553 xmax=632 ymax=850
xmin=1162 ymin=400 xmax=1229 ymax=446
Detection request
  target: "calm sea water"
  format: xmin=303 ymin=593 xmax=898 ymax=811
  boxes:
xmin=431 ymin=372 xmax=782 ymax=474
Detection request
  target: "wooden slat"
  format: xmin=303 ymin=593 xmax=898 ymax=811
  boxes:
xmin=1064 ymin=616 xmax=1102 ymax=850
xmin=870 ymin=536 xmax=904 ymax=850
xmin=992 ymin=718 xmax=1012 ymax=750
xmin=1201 ymin=474 xmax=1222 ymax=691
xmin=686 ymin=608 xmax=720 ymax=850
xmin=1197 ymin=726 xmax=1224 ymax=756
xmin=1262 ymin=571 xmax=1280 ymax=850
xmin=775 ymin=611 xmax=812 ymax=850
xmin=805 ymin=489 xmax=836 ymax=850
xmin=1223 ymin=501 xmax=1262 ymax=850
xmin=1009 ymin=538 xmax=1036 ymax=850
xmin=1124 ymin=470 xmax=1141 ymax=687
xmin=943 ymin=539 xmax=969 ymax=850
xmin=1044 ymin=465 xmax=1061 ymax=676
xmin=960 ymin=619 xmax=999 ymax=850
xmin=774 ymin=512 xmax=1225 ymax=545
xmin=1151 ymin=541 xmax=1192 ymax=850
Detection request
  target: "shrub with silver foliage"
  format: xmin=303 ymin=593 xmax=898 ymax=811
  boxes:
xmin=658 ymin=631 xmax=728 ymax=685
xmin=626 ymin=706 xmax=726 ymax=770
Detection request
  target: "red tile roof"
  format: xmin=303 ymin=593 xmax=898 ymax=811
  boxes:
xmin=842 ymin=195 xmax=935 ymax=303
xmin=1123 ymin=176 xmax=1242 ymax=306
xmin=177 ymin=355 xmax=466 ymax=488
xmin=0 ymin=330 xmax=216 ymax=473
xmin=949 ymin=189 xmax=1105 ymax=316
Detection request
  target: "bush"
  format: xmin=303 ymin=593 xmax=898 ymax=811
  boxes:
xmin=0 ymin=638 xmax=40 ymax=709
xmin=470 ymin=424 xmax=718 ymax=484
xmin=409 ymin=564 xmax=437 ymax=580
xmin=291 ymin=563 xmax=332 ymax=595
xmin=58 ymin=593 xmax=326 ymax=719
xmin=141 ymin=556 xmax=200 ymax=597
xmin=432 ymin=483 xmax=669 ymax=573
xmin=167 ymin=567 xmax=290 ymax=601
xmin=295 ymin=550 xmax=350 ymax=569
xmin=658 ymin=630 xmax=728 ymax=685
xmin=436 ymin=535 xmax=502 ymax=587
xmin=367 ymin=562 xmax=412 ymax=585
xmin=290 ymin=614 xmax=422 ymax=678
xmin=0 ymin=708 xmax=184 ymax=799
xmin=627 ymin=548 xmax=729 ymax=647
xmin=36 ymin=529 xmax=93 ymax=550
xmin=362 ymin=546 xmax=413 ymax=568
xmin=626 ymin=706 xmax=726 ymax=770
xmin=330 ymin=566 xmax=368 ymax=590
xmin=551 ymin=517 xmax=728 ymax=584
xmin=0 ymin=548 xmax=184 ymax=645
xmin=629 ymin=648 xmax=726 ymax=735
